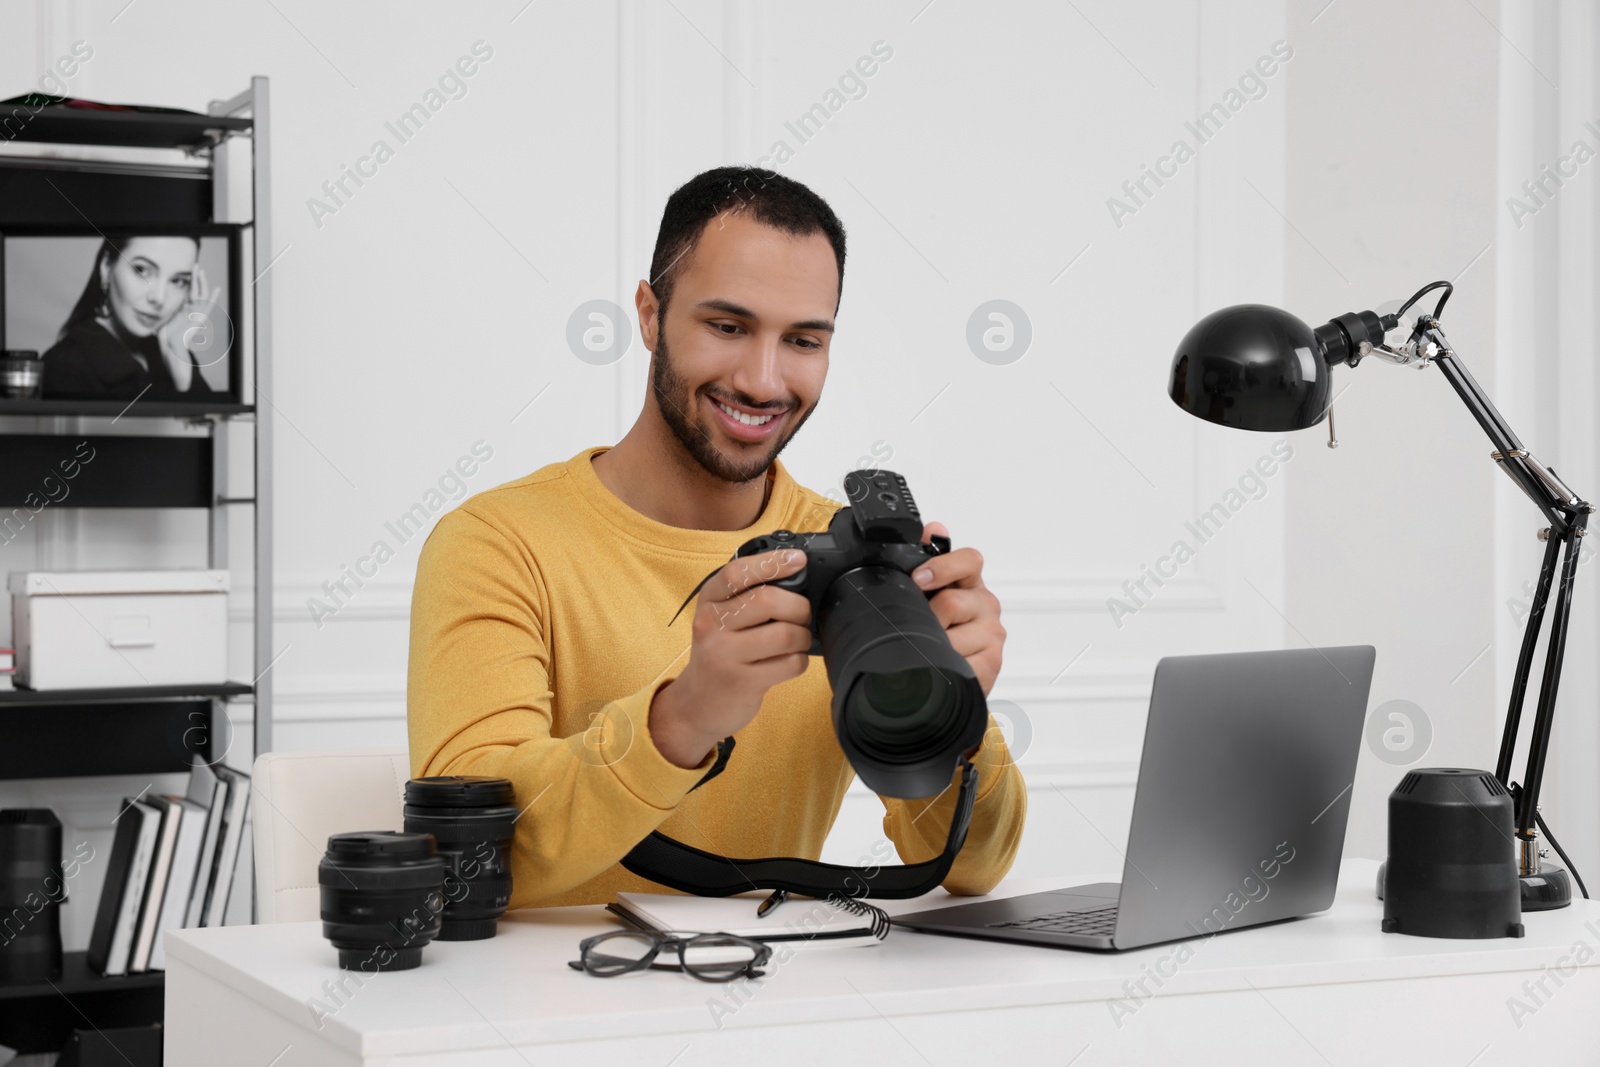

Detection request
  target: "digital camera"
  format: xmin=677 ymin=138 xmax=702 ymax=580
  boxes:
xmin=732 ymin=469 xmax=987 ymax=798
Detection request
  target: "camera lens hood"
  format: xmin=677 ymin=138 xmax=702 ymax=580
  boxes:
xmin=819 ymin=567 xmax=987 ymax=798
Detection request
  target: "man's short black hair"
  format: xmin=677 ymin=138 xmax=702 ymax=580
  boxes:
xmin=648 ymin=166 xmax=847 ymax=317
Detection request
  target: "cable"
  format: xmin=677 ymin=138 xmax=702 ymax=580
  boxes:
xmin=1432 ymin=284 xmax=1453 ymax=320
xmin=1535 ymin=810 xmax=1590 ymax=899
xmin=1396 ymin=280 xmax=1454 ymax=320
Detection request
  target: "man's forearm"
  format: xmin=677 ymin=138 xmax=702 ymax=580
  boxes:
xmin=648 ymin=677 xmax=719 ymax=769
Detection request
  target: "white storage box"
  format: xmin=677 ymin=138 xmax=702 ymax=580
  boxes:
xmin=8 ymin=570 xmax=230 ymax=690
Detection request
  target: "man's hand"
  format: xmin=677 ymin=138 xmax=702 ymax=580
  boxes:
xmin=911 ymin=521 xmax=1006 ymax=758
xmin=649 ymin=548 xmax=813 ymax=769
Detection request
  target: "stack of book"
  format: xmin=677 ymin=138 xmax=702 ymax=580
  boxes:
xmin=0 ymin=646 xmax=13 ymax=690
xmin=87 ymin=761 xmax=251 ymax=976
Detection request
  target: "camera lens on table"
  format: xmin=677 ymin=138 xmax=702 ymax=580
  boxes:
xmin=403 ymin=776 xmax=517 ymax=941
xmin=319 ymin=831 xmax=446 ymax=971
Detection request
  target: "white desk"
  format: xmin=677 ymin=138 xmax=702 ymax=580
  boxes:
xmin=166 ymin=859 xmax=1600 ymax=1066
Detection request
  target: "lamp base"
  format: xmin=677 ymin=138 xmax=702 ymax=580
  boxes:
xmin=1521 ymin=866 xmax=1572 ymax=911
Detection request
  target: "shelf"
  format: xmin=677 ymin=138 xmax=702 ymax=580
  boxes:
xmin=0 ymin=950 xmax=164 ymax=1055
xmin=0 ymin=161 xmax=213 ymax=227
xmin=0 ymin=433 xmax=212 ymax=508
xmin=0 ymin=697 xmax=228 ymax=779
xmin=4 ymin=106 xmax=250 ymax=150
xmin=0 ymin=682 xmax=251 ymax=706
xmin=0 ymin=950 xmax=164 ymax=1001
xmin=0 ymin=399 xmax=253 ymax=418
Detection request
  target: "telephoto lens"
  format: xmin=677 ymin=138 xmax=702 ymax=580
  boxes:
xmin=0 ymin=809 xmax=64 ymax=983
xmin=319 ymin=831 xmax=446 ymax=971
xmin=817 ymin=565 xmax=988 ymax=798
xmin=403 ymin=777 xmax=517 ymax=941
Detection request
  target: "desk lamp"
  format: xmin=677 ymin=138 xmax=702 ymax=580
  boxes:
xmin=1166 ymin=281 xmax=1592 ymax=914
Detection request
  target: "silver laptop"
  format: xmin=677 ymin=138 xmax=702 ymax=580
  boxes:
xmin=891 ymin=646 xmax=1376 ymax=951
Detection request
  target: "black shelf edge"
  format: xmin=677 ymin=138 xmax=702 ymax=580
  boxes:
xmin=0 ymin=433 xmax=212 ymax=507
xmin=0 ymin=682 xmax=252 ymax=706
xmin=0 ymin=400 xmax=254 ymax=418
xmin=0 ymin=951 xmax=164 ymax=1001
xmin=3 ymin=108 xmax=251 ymax=150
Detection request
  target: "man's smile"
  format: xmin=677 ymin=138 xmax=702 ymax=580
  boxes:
xmin=706 ymin=393 xmax=787 ymax=442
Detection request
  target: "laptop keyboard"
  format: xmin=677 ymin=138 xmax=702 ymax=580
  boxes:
xmin=987 ymin=904 xmax=1118 ymax=936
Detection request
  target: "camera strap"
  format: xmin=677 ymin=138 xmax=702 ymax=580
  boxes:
xmin=619 ymin=749 xmax=980 ymax=899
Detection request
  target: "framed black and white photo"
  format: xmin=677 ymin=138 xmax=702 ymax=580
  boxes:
xmin=1 ymin=226 xmax=242 ymax=405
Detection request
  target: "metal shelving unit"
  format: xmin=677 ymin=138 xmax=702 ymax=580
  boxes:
xmin=0 ymin=78 xmax=273 ymax=1058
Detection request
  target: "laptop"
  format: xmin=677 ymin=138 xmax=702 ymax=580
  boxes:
xmin=891 ymin=645 xmax=1376 ymax=951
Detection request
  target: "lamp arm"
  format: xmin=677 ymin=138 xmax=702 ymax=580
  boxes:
xmin=1414 ymin=321 xmax=1592 ymax=847
xmin=1424 ymin=325 xmax=1579 ymax=527
xmin=1516 ymin=517 xmax=1585 ymax=846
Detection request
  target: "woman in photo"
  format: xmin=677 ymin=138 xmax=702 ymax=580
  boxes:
xmin=42 ymin=235 xmax=226 ymax=400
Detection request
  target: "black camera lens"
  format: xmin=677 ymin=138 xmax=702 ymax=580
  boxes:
xmin=0 ymin=809 xmax=64 ymax=983
xmin=403 ymin=777 xmax=517 ymax=941
xmin=820 ymin=567 xmax=987 ymax=798
xmin=860 ymin=668 xmax=936 ymax=717
xmin=846 ymin=665 xmax=966 ymax=752
xmin=319 ymin=831 xmax=445 ymax=971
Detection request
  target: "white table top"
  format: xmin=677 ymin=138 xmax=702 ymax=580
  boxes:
xmin=166 ymin=858 xmax=1600 ymax=1059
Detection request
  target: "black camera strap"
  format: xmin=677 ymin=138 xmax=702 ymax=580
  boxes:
xmin=619 ymin=749 xmax=980 ymax=899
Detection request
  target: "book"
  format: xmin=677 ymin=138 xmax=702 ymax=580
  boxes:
xmin=148 ymin=796 xmax=207 ymax=970
xmin=203 ymin=765 xmax=251 ymax=927
xmin=609 ymin=890 xmax=890 ymax=949
xmin=129 ymin=796 xmax=182 ymax=972
xmin=183 ymin=761 xmax=227 ymax=929
xmin=86 ymin=797 xmax=160 ymax=976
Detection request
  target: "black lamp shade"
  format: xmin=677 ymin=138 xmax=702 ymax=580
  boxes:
xmin=1168 ymin=304 xmax=1331 ymax=431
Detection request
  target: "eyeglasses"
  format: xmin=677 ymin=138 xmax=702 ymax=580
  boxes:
xmin=568 ymin=930 xmax=773 ymax=982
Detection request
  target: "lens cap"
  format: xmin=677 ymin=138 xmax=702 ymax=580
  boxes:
xmin=324 ymin=829 xmax=437 ymax=862
xmin=405 ymin=776 xmax=517 ymax=809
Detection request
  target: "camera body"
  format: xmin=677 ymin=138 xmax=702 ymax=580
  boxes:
xmin=732 ymin=469 xmax=950 ymax=656
xmin=731 ymin=470 xmax=984 ymax=799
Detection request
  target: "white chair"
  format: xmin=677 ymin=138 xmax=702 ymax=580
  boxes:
xmin=251 ymin=748 xmax=411 ymax=923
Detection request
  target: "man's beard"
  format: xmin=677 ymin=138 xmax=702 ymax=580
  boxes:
xmin=650 ymin=325 xmax=815 ymax=485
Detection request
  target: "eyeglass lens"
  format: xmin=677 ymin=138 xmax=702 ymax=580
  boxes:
xmin=680 ymin=934 xmax=763 ymax=980
xmin=584 ymin=931 xmax=658 ymax=975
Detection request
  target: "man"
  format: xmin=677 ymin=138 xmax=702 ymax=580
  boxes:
xmin=407 ymin=166 xmax=1026 ymax=909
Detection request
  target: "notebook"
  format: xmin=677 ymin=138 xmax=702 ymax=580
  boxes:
xmin=148 ymin=795 xmax=207 ymax=970
xmin=610 ymin=891 xmax=890 ymax=948
xmin=182 ymin=762 xmax=227 ymax=929
xmin=202 ymin=765 xmax=251 ymax=927
xmin=87 ymin=797 xmax=161 ymax=977
xmin=129 ymin=796 xmax=183 ymax=972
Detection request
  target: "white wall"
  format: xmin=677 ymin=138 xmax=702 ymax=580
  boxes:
xmin=1492 ymin=0 xmax=1600 ymax=888
xmin=1280 ymin=0 xmax=1503 ymax=860
xmin=1280 ymin=0 xmax=1600 ymax=886
xmin=24 ymin=0 xmax=1590 ymax=951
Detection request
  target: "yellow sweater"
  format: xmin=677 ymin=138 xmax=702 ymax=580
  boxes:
xmin=406 ymin=445 xmax=1027 ymax=909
